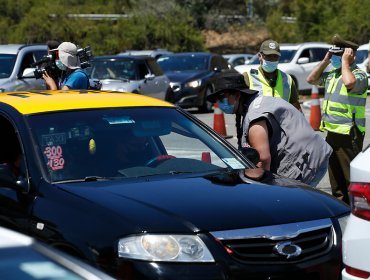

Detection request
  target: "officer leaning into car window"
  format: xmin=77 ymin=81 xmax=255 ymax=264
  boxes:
xmin=43 ymin=42 xmax=89 ymax=90
xmin=307 ymin=34 xmax=368 ymax=204
xmin=207 ymin=73 xmax=332 ymax=187
xmin=242 ymin=39 xmax=302 ymax=112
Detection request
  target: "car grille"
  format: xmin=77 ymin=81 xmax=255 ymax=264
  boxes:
xmin=210 ymin=218 xmax=333 ymax=264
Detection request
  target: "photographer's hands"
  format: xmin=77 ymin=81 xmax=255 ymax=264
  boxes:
xmin=43 ymin=71 xmax=58 ymax=90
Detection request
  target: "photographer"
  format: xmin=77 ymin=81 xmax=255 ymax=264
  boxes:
xmin=43 ymin=42 xmax=89 ymax=90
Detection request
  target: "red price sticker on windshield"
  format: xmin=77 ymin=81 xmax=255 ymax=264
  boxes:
xmin=44 ymin=145 xmax=65 ymax=170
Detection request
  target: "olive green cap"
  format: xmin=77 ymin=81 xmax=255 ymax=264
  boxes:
xmin=331 ymin=34 xmax=359 ymax=50
xmin=259 ymin=40 xmax=281 ymax=56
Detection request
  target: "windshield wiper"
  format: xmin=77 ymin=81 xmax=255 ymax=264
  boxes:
xmin=54 ymin=176 xmax=111 ymax=183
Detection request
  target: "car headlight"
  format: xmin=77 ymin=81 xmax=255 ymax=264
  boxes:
xmin=185 ymin=79 xmax=201 ymax=88
xmin=338 ymin=214 xmax=350 ymax=233
xmin=118 ymin=234 xmax=214 ymax=262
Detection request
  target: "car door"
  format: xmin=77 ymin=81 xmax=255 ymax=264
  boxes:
xmin=13 ymin=49 xmax=48 ymax=91
xmin=137 ymin=59 xmax=169 ymax=100
xmin=0 ymin=114 xmax=31 ymax=234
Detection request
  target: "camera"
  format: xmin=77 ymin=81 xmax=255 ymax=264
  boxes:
xmin=32 ymin=45 xmax=93 ymax=80
xmin=32 ymin=51 xmax=61 ymax=80
xmin=77 ymin=46 xmax=93 ymax=69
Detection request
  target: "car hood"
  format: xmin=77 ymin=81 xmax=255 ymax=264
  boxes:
xmin=165 ymin=70 xmax=209 ymax=83
xmin=59 ymin=173 xmax=348 ymax=233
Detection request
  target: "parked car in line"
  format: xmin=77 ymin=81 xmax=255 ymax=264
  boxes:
xmin=342 ymin=145 xmax=370 ymax=280
xmin=87 ymin=55 xmax=172 ymax=101
xmin=157 ymin=52 xmax=239 ymax=112
xmin=0 ymin=90 xmax=349 ymax=279
xmin=222 ymin=53 xmax=254 ymax=67
xmin=0 ymin=44 xmax=48 ymax=92
xmin=0 ymin=225 xmax=114 ymax=279
xmin=356 ymin=43 xmax=369 ymax=92
xmin=117 ymin=49 xmax=173 ymax=60
xmin=235 ymin=42 xmax=331 ymax=94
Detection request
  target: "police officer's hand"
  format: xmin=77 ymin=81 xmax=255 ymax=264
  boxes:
xmin=342 ymin=48 xmax=354 ymax=65
xmin=323 ymin=51 xmax=332 ymax=62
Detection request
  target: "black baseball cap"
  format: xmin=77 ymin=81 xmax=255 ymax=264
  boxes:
xmin=207 ymin=73 xmax=258 ymax=103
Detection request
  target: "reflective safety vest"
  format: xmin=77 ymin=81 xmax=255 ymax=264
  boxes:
xmin=321 ymin=68 xmax=368 ymax=135
xmin=247 ymin=68 xmax=292 ymax=102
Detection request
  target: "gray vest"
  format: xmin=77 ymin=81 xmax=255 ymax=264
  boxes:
xmin=242 ymin=95 xmax=332 ymax=184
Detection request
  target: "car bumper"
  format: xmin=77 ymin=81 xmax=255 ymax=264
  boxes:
xmin=342 ymin=214 xmax=370 ymax=280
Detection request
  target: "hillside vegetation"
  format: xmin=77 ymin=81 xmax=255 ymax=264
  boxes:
xmin=0 ymin=0 xmax=369 ymax=55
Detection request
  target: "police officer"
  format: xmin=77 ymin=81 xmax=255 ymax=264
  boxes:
xmin=242 ymin=39 xmax=302 ymax=111
xmin=208 ymin=74 xmax=332 ymax=187
xmin=307 ymin=34 xmax=368 ymax=204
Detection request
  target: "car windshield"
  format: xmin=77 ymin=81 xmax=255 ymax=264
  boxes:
xmin=28 ymin=107 xmax=248 ymax=183
xmin=87 ymin=59 xmax=137 ymax=80
xmin=355 ymin=49 xmax=368 ymax=64
xmin=157 ymin=55 xmax=209 ymax=72
xmin=0 ymin=54 xmax=16 ymax=79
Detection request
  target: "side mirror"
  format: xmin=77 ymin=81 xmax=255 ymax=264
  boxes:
xmin=240 ymin=147 xmax=260 ymax=166
xmin=144 ymin=73 xmax=155 ymax=80
xmin=297 ymin=57 xmax=309 ymax=64
xmin=0 ymin=164 xmax=28 ymax=193
xmin=21 ymin=68 xmax=36 ymax=78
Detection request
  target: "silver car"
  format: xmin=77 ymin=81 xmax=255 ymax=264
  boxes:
xmin=0 ymin=44 xmax=48 ymax=92
xmin=235 ymin=42 xmax=331 ymax=93
xmin=87 ymin=55 xmax=172 ymax=101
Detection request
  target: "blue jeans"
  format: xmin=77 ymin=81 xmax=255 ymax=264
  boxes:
xmin=307 ymin=158 xmax=329 ymax=187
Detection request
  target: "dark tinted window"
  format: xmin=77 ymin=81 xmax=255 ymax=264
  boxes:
xmin=147 ymin=59 xmax=163 ymax=76
xmin=310 ymin=48 xmax=329 ymax=62
xmin=0 ymin=54 xmax=16 ymax=78
xmin=157 ymin=55 xmax=210 ymax=72
xmin=137 ymin=61 xmax=149 ymax=79
xmin=210 ymin=55 xmax=229 ymax=70
xmin=88 ymin=59 xmax=137 ymax=80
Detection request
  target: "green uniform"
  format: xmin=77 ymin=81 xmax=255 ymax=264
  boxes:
xmin=320 ymin=65 xmax=368 ymax=203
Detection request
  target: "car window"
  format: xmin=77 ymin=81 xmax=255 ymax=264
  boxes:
xmin=310 ymin=48 xmax=329 ymax=63
xmin=0 ymin=54 xmax=16 ymax=78
xmin=19 ymin=52 xmax=37 ymax=75
xmin=146 ymin=59 xmax=163 ymax=76
xmin=232 ymin=57 xmax=246 ymax=67
xmin=137 ymin=61 xmax=149 ymax=79
xmin=157 ymin=55 xmax=209 ymax=72
xmin=28 ymin=107 xmax=246 ymax=182
xmin=33 ymin=50 xmax=48 ymax=62
xmin=356 ymin=49 xmax=368 ymax=64
xmin=89 ymin=59 xmax=137 ymax=80
xmin=280 ymin=49 xmax=297 ymax=63
xmin=210 ymin=56 xmax=229 ymax=70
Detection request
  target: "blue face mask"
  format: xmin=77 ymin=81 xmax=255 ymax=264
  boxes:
xmin=330 ymin=55 xmax=342 ymax=69
xmin=56 ymin=59 xmax=67 ymax=71
xmin=217 ymin=97 xmax=235 ymax=114
xmin=262 ymin=59 xmax=279 ymax=73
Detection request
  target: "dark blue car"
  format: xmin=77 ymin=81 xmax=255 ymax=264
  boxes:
xmin=0 ymin=90 xmax=349 ymax=279
xmin=157 ymin=52 xmax=238 ymax=112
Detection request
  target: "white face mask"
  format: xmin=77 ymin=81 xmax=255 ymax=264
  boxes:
xmin=56 ymin=59 xmax=67 ymax=71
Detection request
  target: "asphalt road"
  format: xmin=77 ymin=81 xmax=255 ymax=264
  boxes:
xmin=191 ymin=96 xmax=370 ymax=195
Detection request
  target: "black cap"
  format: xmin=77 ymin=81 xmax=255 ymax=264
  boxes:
xmin=207 ymin=73 xmax=258 ymax=103
xmin=331 ymin=34 xmax=359 ymax=50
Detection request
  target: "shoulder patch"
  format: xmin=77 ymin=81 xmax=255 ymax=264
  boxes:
xmin=252 ymin=96 xmax=263 ymax=109
xmin=250 ymin=68 xmax=258 ymax=74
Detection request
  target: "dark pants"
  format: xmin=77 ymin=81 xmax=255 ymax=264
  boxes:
xmin=326 ymin=130 xmax=364 ymax=204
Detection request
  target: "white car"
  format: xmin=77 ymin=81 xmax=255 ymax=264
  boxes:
xmin=356 ymin=43 xmax=369 ymax=92
xmin=222 ymin=53 xmax=254 ymax=67
xmin=234 ymin=42 xmax=331 ymax=93
xmin=342 ymin=145 xmax=370 ymax=279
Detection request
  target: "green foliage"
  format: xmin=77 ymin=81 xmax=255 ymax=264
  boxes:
xmin=267 ymin=0 xmax=370 ymax=45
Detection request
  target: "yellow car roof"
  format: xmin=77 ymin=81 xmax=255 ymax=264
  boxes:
xmin=0 ymin=90 xmax=173 ymax=114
